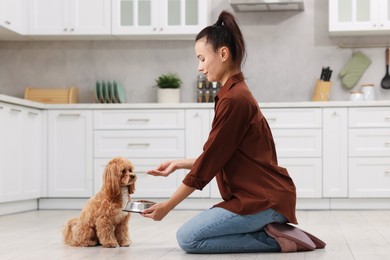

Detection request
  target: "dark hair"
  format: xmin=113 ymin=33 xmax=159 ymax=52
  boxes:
xmin=196 ymin=11 xmax=246 ymax=69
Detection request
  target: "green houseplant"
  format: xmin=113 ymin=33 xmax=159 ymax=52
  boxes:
xmin=155 ymin=73 xmax=182 ymax=89
xmin=155 ymin=73 xmax=182 ymax=103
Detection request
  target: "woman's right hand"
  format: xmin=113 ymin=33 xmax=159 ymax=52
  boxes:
xmin=146 ymin=160 xmax=177 ymax=177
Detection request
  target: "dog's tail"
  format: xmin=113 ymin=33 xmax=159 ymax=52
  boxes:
xmin=62 ymin=217 xmax=78 ymax=245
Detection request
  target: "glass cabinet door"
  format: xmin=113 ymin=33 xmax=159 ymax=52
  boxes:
xmin=114 ymin=0 xmax=158 ymax=34
xmin=329 ymin=0 xmax=388 ymax=34
xmin=112 ymin=0 xmax=208 ymax=36
xmin=331 ymin=0 xmax=375 ymax=29
xmin=161 ymin=0 xmax=206 ymax=34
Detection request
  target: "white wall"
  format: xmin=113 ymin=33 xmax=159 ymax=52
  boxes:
xmin=0 ymin=0 xmax=390 ymax=103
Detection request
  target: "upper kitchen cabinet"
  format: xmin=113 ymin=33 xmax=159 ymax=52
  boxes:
xmin=329 ymin=0 xmax=390 ymax=36
xmin=112 ymin=0 xmax=209 ymax=39
xmin=29 ymin=0 xmax=111 ymax=36
xmin=0 ymin=0 xmax=28 ymax=39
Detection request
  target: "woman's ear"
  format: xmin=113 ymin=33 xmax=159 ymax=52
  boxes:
xmin=219 ymin=46 xmax=229 ymax=62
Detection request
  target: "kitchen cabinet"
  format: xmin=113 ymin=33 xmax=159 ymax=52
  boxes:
xmin=0 ymin=103 xmax=42 ymax=203
xmin=29 ymin=0 xmax=111 ymax=35
xmin=329 ymin=0 xmax=390 ymax=35
xmin=184 ymin=109 xmax=211 ymax=198
xmin=112 ymin=0 xmax=209 ymax=38
xmin=48 ymin=110 xmax=93 ymax=197
xmin=348 ymin=107 xmax=390 ymax=197
xmin=0 ymin=103 xmax=22 ymax=202
xmin=21 ymin=107 xmax=42 ymax=200
xmin=0 ymin=0 xmax=27 ymax=35
xmin=322 ymin=108 xmax=348 ymax=198
xmin=263 ymin=108 xmax=323 ymax=198
xmin=93 ymin=109 xmax=185 ymax=198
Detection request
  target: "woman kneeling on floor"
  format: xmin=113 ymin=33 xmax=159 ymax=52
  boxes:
xmin=142 ymin=10 xmax=326 ymax=254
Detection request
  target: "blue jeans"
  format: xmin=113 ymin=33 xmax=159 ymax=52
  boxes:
xmin=176 ymin=207 xmax=288 ymax=254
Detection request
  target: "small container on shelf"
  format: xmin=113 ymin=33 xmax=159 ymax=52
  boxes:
xmin=361 ymin=84 xmax=376 ymax=101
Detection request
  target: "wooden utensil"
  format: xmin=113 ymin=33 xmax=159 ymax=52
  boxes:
xmin=380 ymin=48 xmax=390 ymax=89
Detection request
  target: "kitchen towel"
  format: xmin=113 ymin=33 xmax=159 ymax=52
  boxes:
xmin=339 ymin=51 xmax=371 ymax=89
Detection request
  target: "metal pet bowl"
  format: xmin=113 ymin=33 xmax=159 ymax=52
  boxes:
xmin=123 ymin=200 xmax=156 ymax=213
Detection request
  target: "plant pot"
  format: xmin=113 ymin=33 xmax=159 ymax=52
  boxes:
xmin=157 ymin=88 xmax=180 ymax=103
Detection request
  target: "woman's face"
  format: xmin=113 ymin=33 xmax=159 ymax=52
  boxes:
xmin=195 ymin=38 xmax=227 ymax=83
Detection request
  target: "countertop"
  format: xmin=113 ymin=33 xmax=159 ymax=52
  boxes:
xmin=1 ymin=94 xmax=390 ymax=110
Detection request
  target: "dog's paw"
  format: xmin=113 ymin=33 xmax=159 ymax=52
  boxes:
xmin=102 ymin=242 xmax=119 ymax=248
xmin=119 ymin=240 xmax=131 ymax=247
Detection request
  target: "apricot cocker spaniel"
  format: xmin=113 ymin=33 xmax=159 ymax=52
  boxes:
xmin=63 ymin=157 xmax=136 ymax=247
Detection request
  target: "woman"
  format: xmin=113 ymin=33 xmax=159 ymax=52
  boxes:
xmin=142 ymin=10 xmax=325 ymax=254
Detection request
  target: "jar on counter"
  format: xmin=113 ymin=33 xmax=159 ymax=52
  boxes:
xmin=349 ymin=91 xmax=364 ymax=101
xmin=197 ymin=89 xmax=204 ymax=103
xmin=197 ymin=74 xmax=207 ymax=90
xmin=361 ymin=84 xmax=376 ymax=101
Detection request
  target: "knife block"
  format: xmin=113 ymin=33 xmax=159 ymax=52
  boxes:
xmin=312 ymin=80 xmax=331 ymax=101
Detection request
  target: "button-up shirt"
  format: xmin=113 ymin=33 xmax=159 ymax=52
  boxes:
xmin=182 ymin=72 xmax=298 ymax=224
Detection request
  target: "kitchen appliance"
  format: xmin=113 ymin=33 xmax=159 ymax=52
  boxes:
xmin=230 ymin=0 xmax=304 ymax=12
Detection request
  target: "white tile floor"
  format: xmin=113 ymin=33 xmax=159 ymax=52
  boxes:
xmin=0 ymin=209 xmax=390 ymax=260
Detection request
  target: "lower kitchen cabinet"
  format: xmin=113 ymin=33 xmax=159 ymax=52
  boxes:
xmin=48 ymin=110 xmax=93 ymax=197
xmin=279 ymin=158 xmax=322 ymax=198
xmin=348 ymin=107 xmax=390 ymax=198
xmin=93 ymin=109 xmax=185 ymax=198
xmin=3 ymin=95 xmax=390 ymax=214
xmin=322 ymin=108 xmax=348 ymax=198
xmin=0 ymin=103 xmax=42 ymax=202
xmin=349 ymin=158 xmax=390 ymax=198
xmin=263 ymin=108 xmax=323 ymax=199
xmin=184 ymin=109 xmax=211 ymax=198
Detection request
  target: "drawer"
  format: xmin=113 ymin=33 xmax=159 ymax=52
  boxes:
xmin=94 ymin=110 xmax=185 ymax=129
xmin=94 ymin=130 xmax=185 ymax=158
xmin=349 ymin=129 xmax=390 ymax=157
xmin=349 ymin=158 xmax=390 ymax=198
xmin=262 ymin=108 xmax=322 ymax=128
xmin=278 ymin=158 xmax=322 ymax=198
xmin=272 ymin=129 xmax=322 ymax=157
xmin=94 ymin=158 xmax=182 ymax=197
xmin=349 ymin=107 xmax=390 ymax=128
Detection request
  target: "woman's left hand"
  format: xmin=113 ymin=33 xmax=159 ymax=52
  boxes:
xmin=141 ymin=201 xmax=172 ymax=221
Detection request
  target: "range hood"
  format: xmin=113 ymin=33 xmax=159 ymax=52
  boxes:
xmin=230 ymin=0 xmax=304 ymax=12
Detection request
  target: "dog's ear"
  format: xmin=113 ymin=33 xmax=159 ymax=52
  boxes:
xmin=103 ymin=159 xmax=121 ymax=198
xmin=128 ymin=183 xmax=135 ymax=195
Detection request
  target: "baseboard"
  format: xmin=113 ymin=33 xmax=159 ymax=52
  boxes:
xmin=0 ymin=199 xmax=38 ymax=216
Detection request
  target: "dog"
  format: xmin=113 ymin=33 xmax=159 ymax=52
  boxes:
xmin=62 ymin=157 xmax=136 ymax=247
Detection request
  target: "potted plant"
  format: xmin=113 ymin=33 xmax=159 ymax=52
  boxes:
xmin=155 ymin=73 xmax=182 ymax=103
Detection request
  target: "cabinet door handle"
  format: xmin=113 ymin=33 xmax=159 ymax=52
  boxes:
xmin=59 ymin=113 xmax=81 ymax=117
xmin=385 ymin=171 xmax=390 ymax=176
xmin=5 ymin=20 xmax=11 ymax=25
xmin=127 ymin=119 xmax=150 ymax=123
xmin=127 ymin=143 xmax=150 ymax=148
xmin=0 ymin=106 xmax=3 ymax=110
xmin=11 ymin=108 xmax=22 ymax=113
xmin=385 ymin=116 xmax=390 ymax=121
xmin=266 ymin=117 xmax=277 ymax=122
xmin=385 ymin=142 xmax=390 ymax=147
xmin=28 ymin=111 xmax=39 ymax=116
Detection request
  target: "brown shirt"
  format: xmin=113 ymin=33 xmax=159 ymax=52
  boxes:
xmin=183 ymin=73 xmax=298 ymax=224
